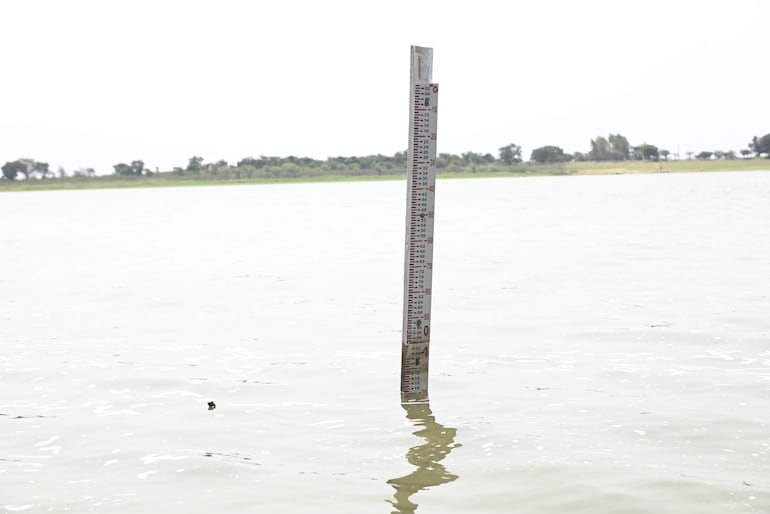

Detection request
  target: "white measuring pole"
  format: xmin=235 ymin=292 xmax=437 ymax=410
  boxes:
xmin=401 ymin=46 xmax=438 ymax=402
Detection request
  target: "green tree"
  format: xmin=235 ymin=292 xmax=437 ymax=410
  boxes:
xmin=73 ymin=167 xmax=95 ymax=177
xmin=461 ymin=152 xmax=488 ymax=165
xmin=588 ymin=134 xmax=629 ymax=161
xmin=280 ymin=162 xmax=301 ymax=178
xmin=2 ymin=160 xmax=26 ymax=180
xmin=113 ymin=162 xmax=133 ymax=175
xmin=1 ymin=158 xmax=49 ymax=179
xmin=392 ymin=150 xmax=407 ymax=167
xmin=530 ymin=145 xmax=571 ymax=163
xmin=237 ymin=157 xmax=262 ymax=168
xmin=32 ymin=161 xmax=51 ymax=179
xmin=498 ymin=143 xmax=522 ymax=165
xmin=634 ymin=144 xmax=659 ymax=161
xmin=436 ymin=153 xmax=461 ymax=169
xmin=660 ymin=149 xmax=670 ymax=161
xmin=131 ymin=160 xmax=145 ymax=175
xmin=15 ymin=158 xmax=33 ymax=179
xmin=749 ymin=136 xmax=760 ymax=156
xmin=186 ymin=156 xmax=204 ymax=172
xmin=588 ymin=136 xmax=612 ymax=161
xmin=696 ymin=151 xmax=713 ymax=160
xmin=608 ymin=134 xmax=630 ymax=160
xmin=749 ymin=134 xmax=770 ymax=157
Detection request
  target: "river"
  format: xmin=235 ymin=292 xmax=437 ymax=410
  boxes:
xmin=1 ymin=171 xmax=769 ymax=513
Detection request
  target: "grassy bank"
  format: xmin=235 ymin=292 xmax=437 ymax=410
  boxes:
xmin=451 ymin=158 xmax=770 ymax=177
xmin=563 ymin=158 xmax=770 ymax=175
xmin=0 ymin=172 xmax=407 ymax=192
xmin=2 ymin=159 xmax=768 ymax=192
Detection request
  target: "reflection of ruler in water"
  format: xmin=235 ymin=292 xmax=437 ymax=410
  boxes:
xmin=401 ymin=46 xmax=438 ymax=402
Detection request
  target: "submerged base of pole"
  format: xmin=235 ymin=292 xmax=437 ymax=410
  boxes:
xmin=401 ymin=341 xmax=430 ymax=403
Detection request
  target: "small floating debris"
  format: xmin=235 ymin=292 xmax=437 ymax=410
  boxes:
xmin=202 ymin=451 xmax=260 ymax=466
xmin=207 ymin=401 xmax=216 ymax=411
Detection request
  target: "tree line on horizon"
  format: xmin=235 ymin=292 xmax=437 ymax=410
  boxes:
xmin=3 ymin=133 xmax=769 ymax=181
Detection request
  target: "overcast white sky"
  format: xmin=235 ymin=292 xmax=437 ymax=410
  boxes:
xmin=1 ymin=0 xmax=768 ymax=173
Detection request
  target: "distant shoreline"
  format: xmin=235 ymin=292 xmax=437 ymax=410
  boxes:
xmin=1 ymin=159 xmax=768 ymax=192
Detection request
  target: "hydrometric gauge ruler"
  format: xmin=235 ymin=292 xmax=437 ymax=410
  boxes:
xmin=401 ymin=46 xmax=438 ymax=402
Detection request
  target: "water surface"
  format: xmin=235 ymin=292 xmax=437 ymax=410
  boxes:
xmin=2 ymin=171 xmax=769 ymax=513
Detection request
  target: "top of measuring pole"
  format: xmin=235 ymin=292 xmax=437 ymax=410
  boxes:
xmin=410 ymin=46 xmax=433 ymax=85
